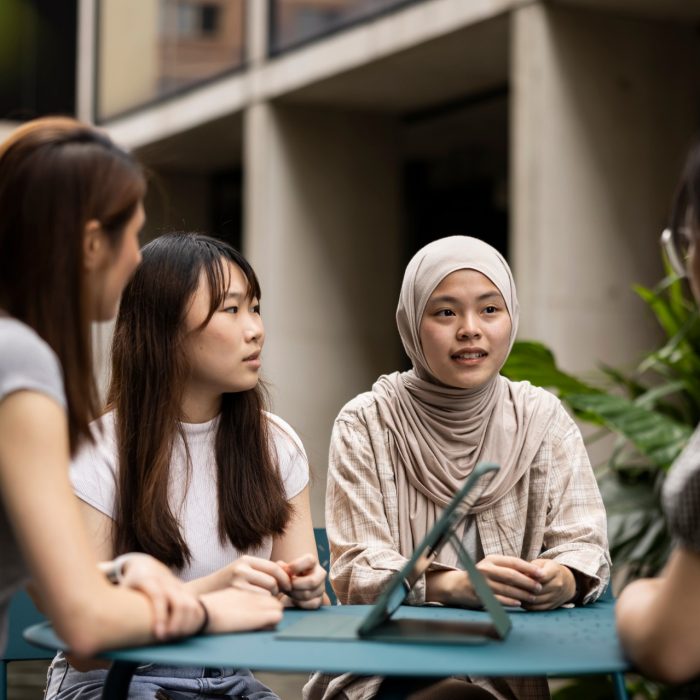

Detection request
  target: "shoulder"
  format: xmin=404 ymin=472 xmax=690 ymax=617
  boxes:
xmin=0 ymin=317 xmax=65 ymax=407
xmin=504 ymin=378 xmax=571 ymax=429
xmin=335 ymin=391 xmax=378 ymax=426
xmin=265 ymin=411 xmax=307 ymax=458
xmin=71 ymin=411 xmax=118 ymax=475
xmin=264 ymin=412 xmax=309 ymax=499
xmin=663 ymin=425 xmax=700 ymax=552
xmin=69 ymin=410 xmax=119 ymax=514
xmin=503 ymin=378 xmax=584 ymax=462
xmin=504 ymin=377 xmax=561 ymax=406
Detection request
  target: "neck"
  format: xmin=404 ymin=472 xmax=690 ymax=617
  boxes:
xmin=180 ymin=386 xmax=222 ymax=423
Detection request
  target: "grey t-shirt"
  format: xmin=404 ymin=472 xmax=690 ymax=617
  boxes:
xmin=0 ymin=316 xmax=66 ymax=654
xmin=663 ymin=423 xmax=700 ymax=553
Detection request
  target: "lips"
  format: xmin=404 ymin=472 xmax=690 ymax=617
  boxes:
xmin=243 ymin=351 xmax=261 ymax=362
xmin=451 ymin=347 xmax=488 ymax=360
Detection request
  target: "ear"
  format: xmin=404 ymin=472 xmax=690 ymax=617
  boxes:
xmin=83 ymin=219 xmax=108 ymax=271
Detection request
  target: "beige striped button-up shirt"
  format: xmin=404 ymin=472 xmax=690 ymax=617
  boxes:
xmin=304 ymin=389 xmax=610 ymax=700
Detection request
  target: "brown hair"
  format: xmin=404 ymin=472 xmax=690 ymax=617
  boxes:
xmin=671 ymin=141 xmax=700 ymax=235
xmin=109 ymin=232 xmax=292 ymax=568
xmin=0 ymin=117 xmax=146 ymax=453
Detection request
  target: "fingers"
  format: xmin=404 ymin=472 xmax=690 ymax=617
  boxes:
xmin=231 ymin=556 xmax=292 ymax=595
xmin=483 ymin=555 xmax=546 ymax=581
xmin=522 ymin=562 xmax=576 ymax=610
xmin=135 ymin=579 xmax=169 ymax=639
xmin=528 ymin=558 xmax=557 ymax=584
xmin=117 ymin=555 xmax=194 ymax=639
xmin=163 ymin=589 xmax=203 ymax=639
xmin=494 ymin=594 xmax=522 ymax=607
xmin=281 ymin=560 xmax=327 ymax=609
xmin=283 ymin=553 xmax=316 ymax=576
xmin=478 ymin=560 xmax=542 ymax=603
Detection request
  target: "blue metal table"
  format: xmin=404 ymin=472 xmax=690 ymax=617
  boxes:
xmin=24 ymin=600 xmax=629 ymax=699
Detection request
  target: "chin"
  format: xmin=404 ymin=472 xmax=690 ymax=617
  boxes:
xmin=446 ymin=372 xmax=493 ymax=391
xmin=227 ymin=380 xmax=259 ymax=393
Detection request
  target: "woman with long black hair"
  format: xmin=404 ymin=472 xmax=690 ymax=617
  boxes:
xmin=46 ymin=233 xmax=326 ymax=699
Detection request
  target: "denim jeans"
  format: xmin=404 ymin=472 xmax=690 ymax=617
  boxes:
xmin=45 ymin=652 xmax=280 ymax=700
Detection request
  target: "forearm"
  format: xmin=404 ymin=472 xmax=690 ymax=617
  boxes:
xmin=616 ymin=578 xmax=662 ymax=664
xmin=616 ymin=551 xmax=700 ymax=684
xmin=425 ymin=569 xmax=477 ymax=607
xmin=331 ymin=545 xmax=421 ymax=604
xmin=185 ymin=568 xmax=230 ymax=596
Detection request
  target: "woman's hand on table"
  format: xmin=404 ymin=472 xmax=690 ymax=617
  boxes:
xmin=277 ymin=553 xmax=327 ymax=609
xmin=427 ymin=555 xmax=547 ymax=608
xmin=522 ymin=559 xmax=577 ymax=610
xmin=200 ymin=588 xmax=284 ymax=633
xmin=114 ymin=553 xmax=205 ymax=640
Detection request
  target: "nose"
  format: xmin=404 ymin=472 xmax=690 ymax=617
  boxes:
xmin=456 ymin=313 xmax=481 ymax=340
xmin=245 ymin=313 xmax=264 ymax=343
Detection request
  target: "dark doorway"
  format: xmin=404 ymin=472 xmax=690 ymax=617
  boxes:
xmin=210 ymin=168 xmax=243 ymax=251
xmin=400 ymin=87 xmax=509 ymax=269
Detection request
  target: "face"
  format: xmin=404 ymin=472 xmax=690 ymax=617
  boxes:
xmin=183 ymin=260 xmax=265 ymax=400
xmin=85 ymin=201 xmax=145 ymax=322
xmin=419 ymin=269 xmax=512 ymax=390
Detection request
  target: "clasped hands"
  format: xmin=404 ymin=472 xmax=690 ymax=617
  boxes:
xmin=221 ymin=553 xmax=327 ymax=609
xmin=428 ymin=555 xmax=577 ymax=611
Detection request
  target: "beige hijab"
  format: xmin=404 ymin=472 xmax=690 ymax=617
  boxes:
xmin=372 ymin=236 xmax=558 ymax=558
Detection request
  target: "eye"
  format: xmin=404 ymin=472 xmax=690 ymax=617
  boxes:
xmin=224 ymin=305 xmax=239 ymax=314
xmin=483 ymin=305 xmax=499 ymax=314
xmin=252 ymin=304 xmax=261 ymax=314
xmin=435 ymin=309 xmax=455 ymax=317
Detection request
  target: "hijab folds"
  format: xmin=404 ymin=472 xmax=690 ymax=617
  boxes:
xmin=372 ymin=236 xmax=558 ymax=557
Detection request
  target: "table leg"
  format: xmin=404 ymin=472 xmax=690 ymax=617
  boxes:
xmin=101 ymin=661 xmax=139 ymax=700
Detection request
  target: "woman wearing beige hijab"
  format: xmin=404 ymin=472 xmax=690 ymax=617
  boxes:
xmin=305 ymin=236 xmax=610 ymax=700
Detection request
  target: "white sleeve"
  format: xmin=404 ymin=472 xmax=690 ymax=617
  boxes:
xmin=69 ymin=412 xmax=119 ymax=519
xmin=266 ymin=412 xmax=310 ymax=500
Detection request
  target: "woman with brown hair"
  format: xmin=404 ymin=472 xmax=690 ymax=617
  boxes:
xmin=46 ymin=232 xmax=326 ymax=699
xmin=0 ymin=118 xmax=282 ymax=660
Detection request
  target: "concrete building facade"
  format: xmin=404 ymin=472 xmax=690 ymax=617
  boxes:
xmin=2 ymin=0 xmax=700 ymax=523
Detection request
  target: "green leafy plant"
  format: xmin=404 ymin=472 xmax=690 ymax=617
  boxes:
xmin=503 ymin=272 xmax=700 ymax=585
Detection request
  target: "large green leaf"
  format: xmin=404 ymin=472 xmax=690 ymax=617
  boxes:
xmin=503 ymin=342 xmax=598 ymax=396
xmin=635 ymin=282 xmax=686 ymax=341
xmin=565 ymin=393 xmax=692 ymax=469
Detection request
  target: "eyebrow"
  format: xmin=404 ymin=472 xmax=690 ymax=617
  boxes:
xmin=223 ymin=290 xmax=258 ymax=303
xmin=428 ymin=291 xmax=502 ymax=305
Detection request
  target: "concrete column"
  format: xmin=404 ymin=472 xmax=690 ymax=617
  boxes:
xmin=246 ymin=0 xmax=269 ymax=66
xmin=244 ymin=102 xmax=401 ymax=523
xmin=76 ymin=0 xmax=96 ymax=123
xmin=511 ymin=3 xmax=700 ymax=373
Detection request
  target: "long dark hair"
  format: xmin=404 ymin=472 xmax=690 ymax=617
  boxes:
xmin=0 ymin=117 xmax=146 ymax=454
xmin=110 ymin=232 xmax=292 ymax=568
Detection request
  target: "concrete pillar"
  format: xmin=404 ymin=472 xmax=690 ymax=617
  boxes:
xmin=76 ymin=0 xmax=96 ymax=123
xmin=244 ymin=102 xmax=401 ymax=523
xmin=511 ymin=3 xmax=700 ymax=373
xmin=246 ymin=0 xmax=269 ymax=66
